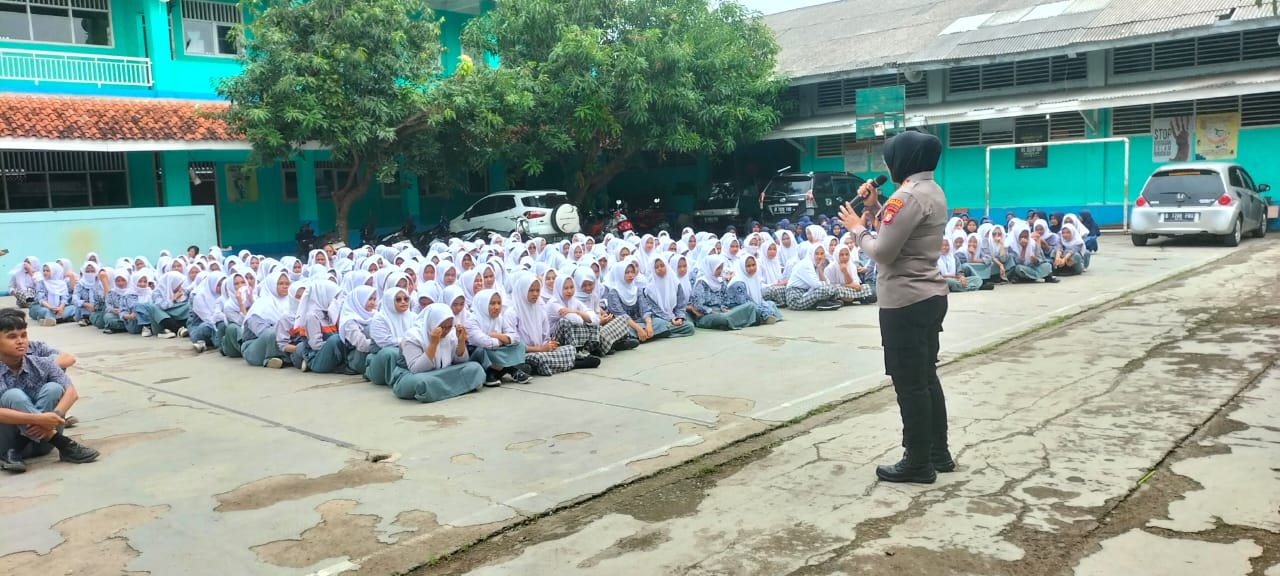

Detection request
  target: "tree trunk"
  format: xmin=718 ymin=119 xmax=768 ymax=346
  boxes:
xmin=572 ymin=152 xmax=634 ymax=207
xmin=332 ymin=167 xmax=374 ymax=246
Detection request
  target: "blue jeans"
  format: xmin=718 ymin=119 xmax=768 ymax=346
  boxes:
xmin=188 ymin=314 xmax=223 ymax=347
xmin=134 ymin=304 xmax=155 ymax=335
xmin=0 ymin=382 xmax=65 ymax=457
xmin=28 ymin=304 xmax=76 ymax=323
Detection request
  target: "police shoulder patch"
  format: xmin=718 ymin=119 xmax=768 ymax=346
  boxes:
xmin=882 ymin=198 xmax=904 ymax=225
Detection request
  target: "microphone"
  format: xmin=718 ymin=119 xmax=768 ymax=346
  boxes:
xmin=859 ymin=175 xmax=888 ymax=201
xmin=870 ymin=174 xmax=888 ymax=188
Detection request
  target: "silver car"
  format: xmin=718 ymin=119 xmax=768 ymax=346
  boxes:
xmin=1130 ymin=162 xmax=1271 ymax=247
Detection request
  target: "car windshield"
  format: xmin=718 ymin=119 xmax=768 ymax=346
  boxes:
xmin=698 ymin=182 xmax=743 ymax=209
xmin=1143 ymin=170 xmax=1225 ymax=202
xmin=522 ymin=193 xmax=567 ymax=209
xmin=763 ymin=176 xmax=812 ymax=197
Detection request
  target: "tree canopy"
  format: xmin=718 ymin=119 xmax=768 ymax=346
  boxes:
xmin=218 ymin=0 xmax=496 ymax=240
xmin=462 ymin=0 xmax=786 ymax=205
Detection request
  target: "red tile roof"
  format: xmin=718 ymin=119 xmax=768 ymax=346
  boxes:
xmin=0 ymin=94 xmax=243 ymax=142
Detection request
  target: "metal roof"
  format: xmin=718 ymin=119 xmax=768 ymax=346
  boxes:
xmin=761 ymin=69 xmax=1280 ymax=140
xmin=766 ymin=0 xmax=1280 ymax=82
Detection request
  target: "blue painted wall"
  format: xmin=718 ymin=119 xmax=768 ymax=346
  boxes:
xmin=0 ymin=205 xmax=218 ymax=294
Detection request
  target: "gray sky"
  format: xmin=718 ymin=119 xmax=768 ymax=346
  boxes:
xmin=736 ymin=0 xmax=835 ymax=15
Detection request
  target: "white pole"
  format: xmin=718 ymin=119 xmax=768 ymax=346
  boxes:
xmin=984 ymin=137 xmax=1132 ymax=227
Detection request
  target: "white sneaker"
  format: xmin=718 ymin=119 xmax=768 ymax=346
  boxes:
xmin=300 ymin=359 xmax=309 ymax=373
xmin=265 ymin=358 xmax=284 ymax=369
xmin=192 ymin=341 xmax=206 ymax=353
xmin=140 ymin=327 xmax=153 ymax=337
xmin=159 ymin=330 xmax=176 ymax=339
xmin=38 ymin=318 xmax=56 ymax=327
xmin=177 ymin=327 xmax=189 ymax=338
xmin=77 ymin=319 xmax=89 ymax=327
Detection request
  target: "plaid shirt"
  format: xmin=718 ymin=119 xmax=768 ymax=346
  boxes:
xmin=0 ymin=354 xmax=73 ymax=398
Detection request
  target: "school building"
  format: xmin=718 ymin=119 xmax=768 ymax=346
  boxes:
xmin=0 ymin=0 xmax=497 ymax=255
xmin=759 ymin=0 xmax=1280 ymax=225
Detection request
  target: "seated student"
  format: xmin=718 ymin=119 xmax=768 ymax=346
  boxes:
xmin=1077 ymin=210 xmax=1101 ymax=252
xmin=973 ymin=224 xmax=1014 ymax=283
xmin=571 ymin=268 xmax=634 ymax=353
xmin=464 ymin=289 xmax=531 ymax=385
xmin=214 ymin=272 xmax=251 ymax=355
xmin=0 ymin=310 xmax=77 ymax=372
xmin=366 ymin=287 xmax=416 ymax=386
xmin=241 ymin=270 xmax=294 ymax=369
xmin=726 ymin=254 xmax=782 ymax=325
xmin=139 ymin=271 xmax=191 ymax=339
xmin=0 ymin=311 xmax=98 ymax=473
xmin=939 ymin=238 xmax=985 ymax=292
xmin=8 ymin=257 xmax=41 ymax=309
xmin=73 ymin=262 xmax=106 ymax=328
xmin=1053 ymin=224 xmax=1090 ymax=276
xmin=757 ymin=240 xmax=789 ymax=304
xmin=338 ymin=285 xmax=377 ymax=374
xmin=785 ymin=244 xmax=843 ymax=311
xmin=122 ymin=270 xmax=155 ymax=335
xmin=510 ymin=273 xmax=595 ymax=375
xmin=639 ymin=254 xmax=696 ymax=338
xmin=546 ymin=268 xmax=607 ymax=356
xmin=689 ymin=254 xmax=757 ymax=330
xmin=824 ymin=245 xmax=875 ymax=305
xmin=101 ymin=270 xmax=138 ymax=334
xmin=606 ymin=257 xmax=687 ymax=341
xmin=389 ymin=303 xmax=485 ymax=403
xmin=1007 ymin=222 xmax=1059 ymax=284
xmin=292 ymin=282 xmax=349 ymax=373
xmin=188 ymin=272 xmax=227 ymax=353
xmin=29 ymin=263 xmax=77 ymax=327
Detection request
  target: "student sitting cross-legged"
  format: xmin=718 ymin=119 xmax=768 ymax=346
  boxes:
xmin=0 ymin=309 xmax=99 ymax=473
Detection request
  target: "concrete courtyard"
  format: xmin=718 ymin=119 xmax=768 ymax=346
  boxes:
xmin=0 ymin=235 xmax=1266 ymax=575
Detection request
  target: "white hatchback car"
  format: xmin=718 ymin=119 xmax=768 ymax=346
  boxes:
xmin=449 ymin=190 xmax=582 ymax=238
xmin=1130 ymin=162 xmax=1271 ymax=247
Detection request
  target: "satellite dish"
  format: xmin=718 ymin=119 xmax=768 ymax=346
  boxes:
xmin=904 ymin=68 xmax=925 ymax=84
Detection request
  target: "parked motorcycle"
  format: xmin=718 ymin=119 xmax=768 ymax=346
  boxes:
xmin=296 ymin=224 xmax=345 ymax=259
xmin=584 ymin=200 xmax=633 ymax=240
xmin=630 ymin=197 xmax=670 ymax=235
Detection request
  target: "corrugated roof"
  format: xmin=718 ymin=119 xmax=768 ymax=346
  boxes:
xmin=767 ymin=0 xmax=1280 ymax=81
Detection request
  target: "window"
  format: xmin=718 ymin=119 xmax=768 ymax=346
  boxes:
xmin=281 ymin=162 xmax=298 ymax=200
xmin=1 ymin=151 xmax=127 ymax=211
xmin=949 ymin=113 xmax=1086 ymax=148
xmin=1229 ymin=167 xmax=1244 ymax=189
xmin=948 ymin=55 xmax=1086 ymax=94
xmin=470 ymin=194 xmax=513 ymax=217
xmin=0 ymin=0 xmax=111 ymax=46
xmin=521 ymin=193 xmax=568 ymax=209
xmin=1111 ymin=27 xmax=1280 ymax=76
xmin=416 ymin=175 xmax=446 ymax=199
xmin=315 ymin=161 xmax=353 ymax=200
xmin=1110 ymin=92 xmax=1280 ymax=135
xmin=1239 ymin=168 xmax=1258 ymax=192
xmin=1243 ymin=92 xmax=1280 ymax=128
xmin=815 ymin=133 xmax=857 ymax=158
xmin=832 ymin=178 xmax=856 ymax=199
xmin=813 ymin=72 xmax=926 ymax=110
xmin=181 ymin=0 xmax=241 ymax=57
xmin=464 ymin=169 xmax=488 ymax=196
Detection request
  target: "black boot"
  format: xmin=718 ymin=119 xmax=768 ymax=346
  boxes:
xmin=875 ymin=450 xmax=936 ymax=484
xmin=49 ymin=434 xmax=99 ymax=464
xmin=931 ymin=445 xmax=956 ymax=473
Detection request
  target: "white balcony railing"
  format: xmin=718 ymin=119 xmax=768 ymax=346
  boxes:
xmin=0 ymin=48 xmax=153 ymax=88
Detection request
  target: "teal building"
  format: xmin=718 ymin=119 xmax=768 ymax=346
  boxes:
xmin=760 ymin=1 xmax=1280 ymax=225
xmin=0 ymin=0 xmax=495 ymax=254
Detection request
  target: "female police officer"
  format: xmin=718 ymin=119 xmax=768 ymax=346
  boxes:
xmin=838 ymin=130 xmax=952 ymax=484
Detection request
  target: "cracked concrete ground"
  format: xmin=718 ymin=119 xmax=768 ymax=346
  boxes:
xmin=414 ymin=237 xmax=1280 ymax=576
xmin=0 ymin=236 xmax=1262 ymax=575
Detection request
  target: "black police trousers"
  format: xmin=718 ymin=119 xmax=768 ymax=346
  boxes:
xmin=879 ymin=294 xmax=949 ymax=459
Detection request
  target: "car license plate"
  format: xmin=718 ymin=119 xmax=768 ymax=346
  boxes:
xmin=770 ymin=205 xmax=794 ymax=215
xmin=1163 ymin=212 xmax=1198 ymax=223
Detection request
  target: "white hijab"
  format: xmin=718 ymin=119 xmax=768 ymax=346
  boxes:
xmin=786 ymin=244 xmax=825 ymax=290
xmin=607 ymin=256 xmax=640 ymax=306
xmin=245 ymin=270 xmax=292 ymax=329
xmin=698 ymin=254 xmax=727 ymax=291
xmin=469 ymin=288 xmax=505 ymax=335
xmin=509 ymin=272 xmax=550 ymax=344
xmin=339 ymin=285 xmax=377 ymax=334
xmin=729 ymin=254 xmax=764 ymax=304
xmin=644 ymin=254 xmax=680 ymax=315
xmin=41 ymin=262 xmax=70 ymax=301
xmin=414 ymin=303 xmax=460 ymax=369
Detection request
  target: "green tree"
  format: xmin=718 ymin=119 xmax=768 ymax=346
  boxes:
xmin=463 ymin=0 xmax=785 ymax=205
xmin=218 ymin=0 xmax=443 ymax=242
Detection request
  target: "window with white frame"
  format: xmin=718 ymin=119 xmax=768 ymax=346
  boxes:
xmin=1 ymin=151 xmax=128 ymax=211
xmin=0 ymin=0 xmax=111 ymax=46
xmin=181 ymin=0 xmax=241 ymax=57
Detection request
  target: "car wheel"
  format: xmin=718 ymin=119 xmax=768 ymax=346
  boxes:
xmin=1223 ymin=217 xmax=1242 ymax=247
xmin=1253 ymin=213 xmax=1268 ymax=238
xmin=1130 ymin=234 xmax=1148 ymax=247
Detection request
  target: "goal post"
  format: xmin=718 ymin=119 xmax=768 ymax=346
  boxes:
xmin=984 ymin=137 xmax=1131 ymax=232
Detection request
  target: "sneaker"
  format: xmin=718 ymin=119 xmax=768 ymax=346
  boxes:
xmin=573 ymin=356 xmax=601 ymax=369
xmin=483 ymin=371 xmax=502 ymax=387
xmin=576 ymin=348 xmax=592 ymax=359
xmin=77 ymin=319 xmax=90 ymax=327
xmin=159 ymin=330 xmax=176 ymax=339
xmin=299 ymin=359 xmax=309 ymax=373
xmin=1044 ymin=276 xmax=1060 ymax=284
xmin=64 ymin=416 xmax=79 ymax=428
xmin=140 ymin=327 xmax=153 ymax=338
xmin=192 ymin=341 xmax=207 ymax=353
xmin=56 ymin=439 xmax=99 ymax=464
xmin=815 ymin=300 xmax=842 ymax=311
xmin=510 ymin=369 xmax=532 ymax=384
xmin=177 ymin=327 xmax=189 ymax=338
xmin=614 ymin=338 xmax=640 ymax=351
xmin=979 ymin=283 xmax=995 ymax=291
xmin=101 ymin=328 xmax=114 ymax=335
xmin=265 ymin=358 xmax=285 ymax=369
xmin=0 ymin=449 xmax=26 ymax=474
xmin=763 ymin=316 xmax=778 ymax=325
xmin=39 ymin=318 xmax=56 ymax=327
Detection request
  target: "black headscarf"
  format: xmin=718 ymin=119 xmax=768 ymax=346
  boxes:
xmin=883 ymin=130 xmax=942 ymax=184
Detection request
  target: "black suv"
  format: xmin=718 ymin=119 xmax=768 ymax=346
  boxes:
xmin=761 ymin=172 xmax=866 ymax=224
xmin=693 ymin=181 xmax=762 ymax=230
